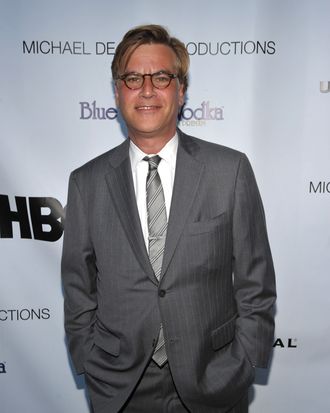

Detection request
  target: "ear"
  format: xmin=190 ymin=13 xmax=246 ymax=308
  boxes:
xmin=114 ymin=82 xmax=120 ymax=106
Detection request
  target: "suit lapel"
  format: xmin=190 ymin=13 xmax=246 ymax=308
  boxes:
xmin=161 ymin=131 xmax=204 ymax=279
xmin=105 ymin=140 xmax=157 ymax=284
xmin=104 ymin=132 xmax=204 ymax=284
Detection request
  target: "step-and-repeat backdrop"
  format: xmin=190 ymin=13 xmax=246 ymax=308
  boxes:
xmin=1 ymin=1 xmax=329 ymax=411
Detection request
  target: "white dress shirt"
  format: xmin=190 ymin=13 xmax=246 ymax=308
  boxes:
xmin=129 ymin=134 xmax=178 ymax=248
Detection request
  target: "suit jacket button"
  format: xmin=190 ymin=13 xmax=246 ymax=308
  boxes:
xmin=159 ymin=289 xmax=166 ymax=297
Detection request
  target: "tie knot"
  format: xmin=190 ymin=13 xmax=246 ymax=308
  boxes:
xmin=144 ymin=155 xmax=161 ymax=171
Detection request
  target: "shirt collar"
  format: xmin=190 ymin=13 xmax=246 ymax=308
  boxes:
xmin=129 ymin=133 xmax=178 ymax=171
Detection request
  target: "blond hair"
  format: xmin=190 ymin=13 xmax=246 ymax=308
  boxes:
xmin=111 ymin=24 xmax=189 ymax=92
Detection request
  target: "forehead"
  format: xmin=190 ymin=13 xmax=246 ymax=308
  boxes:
xmin=124 ymin=43 xmax=177 ymax=72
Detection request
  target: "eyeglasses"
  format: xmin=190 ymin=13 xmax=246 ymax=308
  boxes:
xmin=118 ymin=71 xmax=178 ymax=90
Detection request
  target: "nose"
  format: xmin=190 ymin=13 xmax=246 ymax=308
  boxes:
xmin=140 ymin=75 xmax=156 ymax=97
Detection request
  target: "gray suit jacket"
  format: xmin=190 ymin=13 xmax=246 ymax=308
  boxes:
xmin=62 ymin=129 xmax=276 ymax=413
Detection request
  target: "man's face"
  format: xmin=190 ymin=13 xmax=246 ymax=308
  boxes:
xmin=115 ymin=43 xmax=185 ymax=142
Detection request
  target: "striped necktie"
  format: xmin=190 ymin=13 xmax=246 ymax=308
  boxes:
xmin=144 ymin=155 xmax=167 ymax=366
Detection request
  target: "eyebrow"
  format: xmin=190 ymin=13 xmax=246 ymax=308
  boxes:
xmin=122 ymin=69 xmax=174 ymax=75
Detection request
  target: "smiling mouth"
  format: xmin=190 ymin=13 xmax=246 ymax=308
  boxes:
xmin=135 ymin=105 xmax=161 ymax=111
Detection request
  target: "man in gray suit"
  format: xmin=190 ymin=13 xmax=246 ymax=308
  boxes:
xmin=62 ymin=25 xmax=276 ymax=413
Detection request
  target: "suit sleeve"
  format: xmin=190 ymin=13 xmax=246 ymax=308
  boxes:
xmin=61 ymin=173 xmax=97 ymax=374
xmin=232 ymin=154 xmax=276 ymax=368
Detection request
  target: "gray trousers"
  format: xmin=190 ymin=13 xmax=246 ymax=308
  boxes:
xmin=120 ymin=360 xmax=248 ymax=413
xmin=120 ymin=360 xmax=189 ymax=412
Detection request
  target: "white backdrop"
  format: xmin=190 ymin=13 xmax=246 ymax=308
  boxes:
xmin=1 ymin=0 xmax=330 ymax=411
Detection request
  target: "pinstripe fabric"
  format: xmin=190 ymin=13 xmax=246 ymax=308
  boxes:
xmin=144 ymin=155 xmax=167 ymax=366
xmin=62 ymin=130 xmax=276 ymax=413
xmin=120 ymin=361 xmax=189 ymax=412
